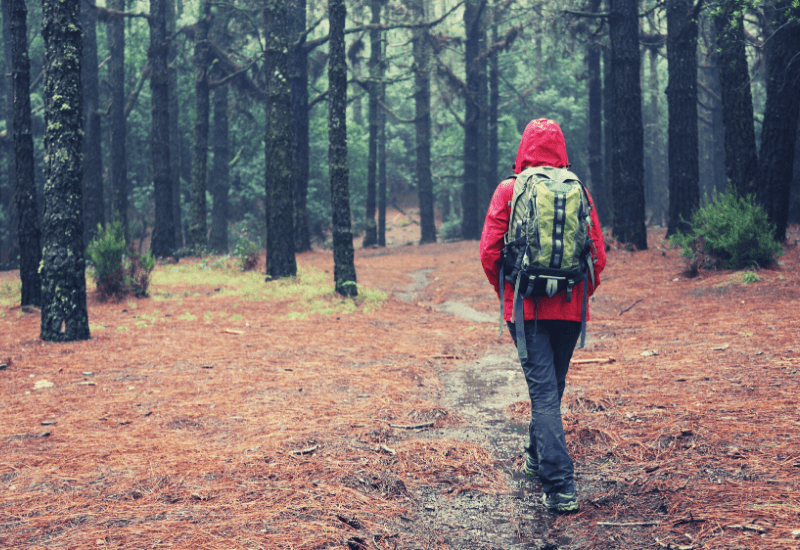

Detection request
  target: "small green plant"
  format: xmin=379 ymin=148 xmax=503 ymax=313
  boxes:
xmin=669 ymin=188 xmax=783 ymax=275
xmin=741 ymin=271 xmax=759 ymax=284
xmin=233 ymin=237 xmax=261 ymax=271
xmin=87 ymin=221 xmax=156 ymax=299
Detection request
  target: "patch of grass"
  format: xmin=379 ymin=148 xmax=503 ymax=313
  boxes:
xmin=177 ymin=312 xmax=197 ymax=321
xmin=151 ymin=261 xmax=387 ymax=319
xmin=741 ymin=271 xmax=759 ymax=284
xmin=0 ymin=280 xmax=21 ymax=308
xmin=89 ymin=325 xmax=105 ymax=331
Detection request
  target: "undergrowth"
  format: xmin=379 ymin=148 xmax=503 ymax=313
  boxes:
xmin=87 ymin=221 xmax=156 ymax=299
xmin=151 ymin=260 xmax=386 ymax=317
xmin=669 ymin=188 xmax=783 ymax=276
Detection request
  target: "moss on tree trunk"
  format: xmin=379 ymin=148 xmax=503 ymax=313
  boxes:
xmin=40 ymin=0 xmax=90 ymax=342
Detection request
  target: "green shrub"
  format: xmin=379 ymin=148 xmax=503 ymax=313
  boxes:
xmin=87 ymin=221 xmax=156 ymax=299
xmin=439 ymin=218 xmax=461 ymax=242
xmin=669 ymin=188 xmax=783 ymax=275
xmin=233 ymin=237 xmax=261 ymax=271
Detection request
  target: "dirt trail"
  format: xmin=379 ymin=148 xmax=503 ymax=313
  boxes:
xmin=388 ymin=266 xmax=591 ymax=549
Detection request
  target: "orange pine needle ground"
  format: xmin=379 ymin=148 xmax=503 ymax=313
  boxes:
xmin=1 ymin=225 xmax=799 ymax=549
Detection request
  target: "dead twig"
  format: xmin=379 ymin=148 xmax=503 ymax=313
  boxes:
xmin=597 ymin=521 xmax=660 ymax=527
xmin=619 ymin=299 xmax=643 ymax=315
xmin=290 ymin=445 xmax=318 ymax=455
xmin=389 ymin=422 xmax=434 ymax=430
xmin=571 ymin=357 xmax=616 ymax=365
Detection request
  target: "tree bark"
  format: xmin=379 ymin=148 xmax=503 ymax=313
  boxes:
xmin=148 ymin=0 xmax=175 ymax=258
xmin=461 ymin=0 xmax=484 ymax=240
xmin=189 ymin=0 xmax=211 ymax=250
xmin=697 ymin=16 xmax=727 ymax=197
xmin=10 ymin=0 xmax=41 ymax=306
xmin=80 ymin=0 xmax=104 ymax=249
xmin=2 ymin=0 xmax=19 ymax=268
xmin=291 ymin=0 xmax=311 ymax=253
xmin=609 ymin=0 xmax=647 ymax=248
xmin=265 ymin=0 xmax=297 ymax=279
xmin=755 ymin=0 xmax=800 ymax=242
xmin=586 ymin=0 xmax=609 ymax=226
xmin=602 ymin=45 xmax=615 ymax=227
xmin=488 ymin=1 xmax=499 ymax=190
xmin=107 ymin=0 xmax=128 ymax=241
xmin=665 ymin=0 xmax=700 ymax=237
xmin=646 ymin=44 xmax=668 ymax=225
xmin=209 ymin=82 xmax=230 ymax=253
xmin=378 ymin=76 xmax=387 ymax=247
xmin=362 ymin=0 xmax=381 ymax=248
xmin=167 ymin=0 xmax=183 ymax=247
xmin=328 ymin=0 xmax=357 ymax=296
xmin=40 ymin=0 xmax=90 ymax=341
xmin=412 ymin=0 xmax=436 ymax=244
xmin=714 ymin=1 xmax=757 ymax=196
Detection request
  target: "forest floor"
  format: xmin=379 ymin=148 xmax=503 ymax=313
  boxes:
xmin=1 ymin=216 xmax=800 ymax=550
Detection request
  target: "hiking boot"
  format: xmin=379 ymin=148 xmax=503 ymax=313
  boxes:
xmin=542 ymin=491 xmax=579 ymax=513
xmin=522 ymin=451 xmax=539 ymax=477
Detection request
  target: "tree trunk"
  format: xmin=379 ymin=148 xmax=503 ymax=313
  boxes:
xmin=10 ymin=0 xmax=41 ymax=306
xmin=167 ymin=0 xmax=183 ymax=248
xmin=189 ymin=0 xmax=211 ymax=250
xmin=80 ymin=0 xmax=104 ymax=249
xmin=40 ymin=0 xmax=90 ymax=341
xmin=148 ymin=0 xmax=175 ymax=258
xmin=2 ymin=0 xmax=19 ymax=268
xmin=602 ymin=45 xmax=615 ymax=227
xmin=586 ymin=0 xmax=608 ymax=226
xmin=362 ymin=0 xmax=380 ymax=248
xmin=646 ymin=45 xmax=668 ymax=225
xmin=209 ymin=83 xmax=230 ymax=253
xmin=265 ymin=0 xmax=297 ymax=279
xmin=107 ymin=0 xmax=128 ymax=241
xmin=665 ymin=0 xmax=700 ymax=237
xmin=698 ymin=16 xmax=727 ymax=196
xmin=714 ymin=1 xmax=757 ymax=196
xmin=488 ymin=1 xmax=500 ymax=196
xmin=291 ymin=0 xmax=311 ymax=253
xmin=377 ymin=77 xmax=387 ymax=247
xmin=412 ymin=0 xmax=436 ymax=244
xmin=461 ymin=0 xmax=484 ymax=240
xmin=755 ymin=0 xmax=800 ymax=242
xmin=328 ymin=0 xmax=357 ymax=296
xmin=609 ymin=0 xmax=647 ymax=249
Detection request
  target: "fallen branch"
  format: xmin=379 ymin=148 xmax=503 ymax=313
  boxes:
xmin=389 ymin=422 xmax=434 ymax=430
xmin=597 ymin=521 xmax=660 ymax=527
xmin=223 ymin=329 xmax=244 ymax=335
xmin=430 ymin=354 xmax=460 ymax=360
xmin=619 ymin=299 xmax=643 ymax=315
xmin=571 ymin=357 xmax=616 ymax=365
xmin=290 ymin=445 xmax=318 ymax=455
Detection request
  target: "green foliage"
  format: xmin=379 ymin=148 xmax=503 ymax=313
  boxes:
xmin=741 ymin=271 xmax=759 ymax=284
xmin=232 ymin=237 xmax=261 ymax=271
xmin=87 ymin=221 xmax=156 ymax=299
xmin=669 ymin=188 xmax=783 ymax=274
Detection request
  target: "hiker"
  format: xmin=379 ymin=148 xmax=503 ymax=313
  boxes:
xmin=479 ymin=118 xmax=606 ymax=513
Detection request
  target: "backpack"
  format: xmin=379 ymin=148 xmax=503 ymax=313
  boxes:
xmin=498 ymin=166 xmax=596 ymax=361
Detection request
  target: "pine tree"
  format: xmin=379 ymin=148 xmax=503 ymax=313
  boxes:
xmin=40 ymin=0 xmax=90 ymax=341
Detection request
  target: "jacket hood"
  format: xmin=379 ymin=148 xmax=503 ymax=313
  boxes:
xmin=514 ymin=118 xmax=569 ymax=173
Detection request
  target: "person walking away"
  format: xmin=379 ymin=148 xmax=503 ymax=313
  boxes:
xmin=479 ymin=118 xmax=606 ymax=513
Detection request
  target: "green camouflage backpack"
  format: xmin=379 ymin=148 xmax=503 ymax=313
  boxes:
xmin=499 ymin=166 xmax=596 ymax=360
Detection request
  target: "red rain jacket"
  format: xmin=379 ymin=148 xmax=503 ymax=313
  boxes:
xmin=479 ymin=119 xmax=606 ymax=323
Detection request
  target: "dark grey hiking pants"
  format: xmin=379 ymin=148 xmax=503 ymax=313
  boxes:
xmin=508 ymin=319 xmax=580 ymax=495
